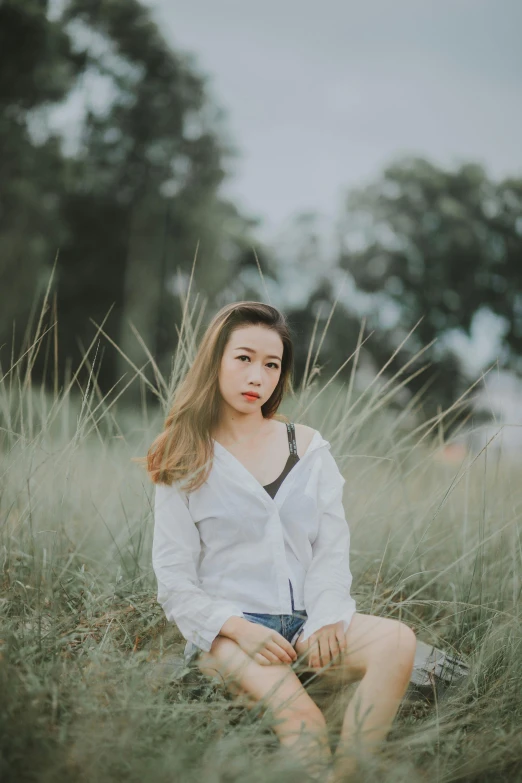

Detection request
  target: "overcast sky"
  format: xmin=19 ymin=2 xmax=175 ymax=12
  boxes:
xmin=147 ymin=0 xmax=522 ymax=242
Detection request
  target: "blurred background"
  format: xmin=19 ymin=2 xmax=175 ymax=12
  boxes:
xmin=1 ymin=0 xmax=522 ymax=443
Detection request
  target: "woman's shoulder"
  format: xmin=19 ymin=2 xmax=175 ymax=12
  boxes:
xmin=154 ymin=478 xmax=190 ymax=505
xmin=291 ymin=422 xmax=318 ymax=456
xmin=272 ymin=419 xmax=318 ymax=456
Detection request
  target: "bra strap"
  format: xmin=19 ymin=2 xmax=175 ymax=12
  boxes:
xmin=286 ymin=422 xmax=298 ymax=457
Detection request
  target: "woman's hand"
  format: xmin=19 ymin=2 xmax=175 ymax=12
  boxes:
xmin=304 ymin=620 xmax=347 ymax=669
xmin=233 ymin=619 xmax=298 ymax=665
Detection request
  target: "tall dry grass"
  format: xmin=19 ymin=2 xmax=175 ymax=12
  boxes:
xmin=1 ymin=263 xmax=521 ymax=782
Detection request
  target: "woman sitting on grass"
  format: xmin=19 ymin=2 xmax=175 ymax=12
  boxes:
xmin=147 ymin=300 xmax=417 ymax=781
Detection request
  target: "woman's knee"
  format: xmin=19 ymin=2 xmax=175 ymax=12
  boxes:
xmin=275 ymin=702 xmax=327 ymax=737
xmin=369 ymin=619 xmax=416 ymax=675
xmin=343 ymin=614 xmax=416 ymax=678
xmin=196 ymin=636 xmax=249 ymax=689
xmin=197 ymin=636 xmax=316 ymax=710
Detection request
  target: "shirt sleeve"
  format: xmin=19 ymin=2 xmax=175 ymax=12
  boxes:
xmin=299 ymin=448 xmax=356 ymax=642
xmin=152 ymin=481 xmax=245 ymax=652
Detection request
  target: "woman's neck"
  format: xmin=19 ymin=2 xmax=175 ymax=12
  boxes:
xmin=212 ymin=415 xmax=273 ymax=448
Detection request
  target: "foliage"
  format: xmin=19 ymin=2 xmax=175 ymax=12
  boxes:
xmin=0 ymin=0 xmax=258 ymax=396
xmin=1 ymin=288 xmax=522 ymax=782
xmin=338 ymin=157 xmax=522 ymax=409
xmin=0 ymin=0 xmax=86 ymax=345
xmin=2 ymin=6 xmax=521 ymax=420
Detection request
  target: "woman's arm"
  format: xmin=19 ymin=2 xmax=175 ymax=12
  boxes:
xmin=299 ymin=448 xmax=356 ymax=642
xmin=152 ymin=482 xmax=245 ymax=652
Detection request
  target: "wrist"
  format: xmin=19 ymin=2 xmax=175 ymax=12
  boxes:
xmin=220 ymin=615 xmax=249 ymax=641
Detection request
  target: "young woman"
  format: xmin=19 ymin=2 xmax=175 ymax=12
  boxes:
xmin=147 ymin=301 xmax=416 ymax=781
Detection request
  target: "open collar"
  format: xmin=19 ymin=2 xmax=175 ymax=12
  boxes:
xmin=212 ymin=429 xmax=330 ymax=512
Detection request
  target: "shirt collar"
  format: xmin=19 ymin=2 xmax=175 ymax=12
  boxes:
xmin=212 ymin=429 xmax=330 ymax=511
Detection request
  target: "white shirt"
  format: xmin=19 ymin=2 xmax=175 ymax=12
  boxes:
xmin=152 ymin=428 xmax=356 ymax=653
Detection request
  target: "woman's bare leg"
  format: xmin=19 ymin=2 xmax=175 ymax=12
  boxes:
xmin=195 ymin=635 xmax=333 ymax=779
xmin=295 ymin=613 xmax=416 ymax=780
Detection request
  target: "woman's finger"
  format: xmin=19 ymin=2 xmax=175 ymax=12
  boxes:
xmin=261 ymin=645 xmax=282 ymax=664
xmin=266 ymin=639 xmax=293 ymax=664
xmin=312 ymin=635 xmax=326 ymax=668
xmin=308 ymin=635 xmax=318 ymax=668
xmin=336 ymin=629 xmax=347 ymax=657
xmin=315 ymin=636 xmax=325 ymax=667
xmin=335 ymin=621 xmax=348 ymax=653
xmin=329 ymin=633 xmax=342 ymax=665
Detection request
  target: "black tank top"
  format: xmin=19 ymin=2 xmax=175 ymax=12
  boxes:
xmin=262 ymin=422 xmax=303 ymax=611
xmin=263 ymin=422 xmax=300 ymax=498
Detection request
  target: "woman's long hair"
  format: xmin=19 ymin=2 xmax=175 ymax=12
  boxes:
xmin=146 ymin=301 xmax=295 ymax=492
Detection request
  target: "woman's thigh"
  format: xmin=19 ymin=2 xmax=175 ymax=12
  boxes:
xmin=196 ymin=635 xmax=323 ymax=721
xmin=294 ymin=612 xmax=416 ymax=681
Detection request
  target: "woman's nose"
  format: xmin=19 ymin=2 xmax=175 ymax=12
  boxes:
xmin=248 ymin=364 xmax=262 ymax=381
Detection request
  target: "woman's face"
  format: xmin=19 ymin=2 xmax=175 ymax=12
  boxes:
xmin=218 ymin=324 xmax=283 ymax=414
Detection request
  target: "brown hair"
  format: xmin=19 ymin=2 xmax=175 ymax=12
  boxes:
xmin=146 ymin=301 xmax=295 ymax=492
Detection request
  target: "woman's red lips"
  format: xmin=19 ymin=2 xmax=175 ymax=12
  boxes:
xmin=242 ymin=392 xmax=260 ymax=399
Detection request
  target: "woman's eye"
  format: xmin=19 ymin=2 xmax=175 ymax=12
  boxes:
xmin=237 ymin=356 xmax=279 ymax=369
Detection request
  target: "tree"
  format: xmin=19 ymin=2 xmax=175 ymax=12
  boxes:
xmin=0 ymin=0 xmax=85 ymax=353
xmin=337 ymin=157 xmax=522 ymax=413
xmin=0 ymin=0 xmax=260 ymax=397
xmin=56 ymin=0 xmax=259 ymax=392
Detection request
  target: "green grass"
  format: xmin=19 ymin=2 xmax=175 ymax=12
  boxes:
xmin=1 ymin=276 xmax=522 ymax=782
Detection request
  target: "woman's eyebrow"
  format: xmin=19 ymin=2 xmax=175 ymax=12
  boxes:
xmin=234 ymin=346 xmax=282 ymax=361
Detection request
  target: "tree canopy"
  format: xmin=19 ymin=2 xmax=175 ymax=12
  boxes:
xmin=336 ymin=157 xmax=522 ymax=411
xmin=2 ymin=5 xmax=521 ymax=419
xmin=0 ymin=0 xmax=258 ymax=393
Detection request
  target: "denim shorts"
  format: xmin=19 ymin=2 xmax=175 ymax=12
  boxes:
xmin=183 ymin=608 xmax=308 ymax=665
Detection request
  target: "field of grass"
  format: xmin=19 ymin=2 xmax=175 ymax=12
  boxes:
xmin=1 ymin=291 xmax=522 ymax=782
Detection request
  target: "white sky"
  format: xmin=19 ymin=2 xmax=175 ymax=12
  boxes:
xmin=148 ymin=0 xmax=522 ymax=241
